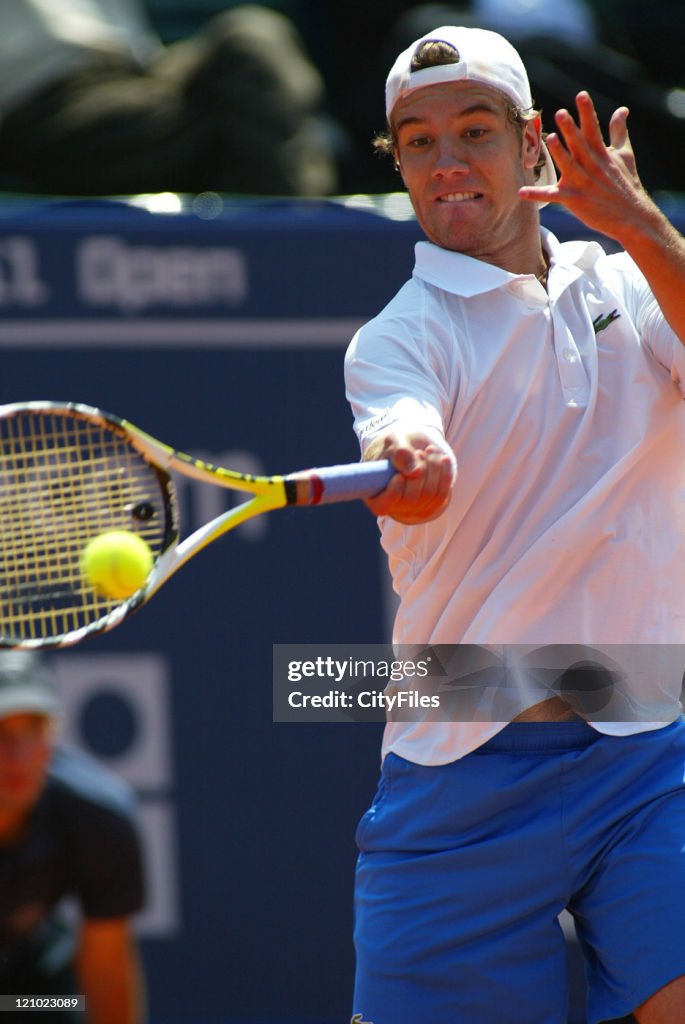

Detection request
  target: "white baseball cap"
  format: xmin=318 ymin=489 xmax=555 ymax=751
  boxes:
xmin=385 ymin=25 xmax=557 ymax=192
xmin=0 ymin=651 xmax=60 ymax=719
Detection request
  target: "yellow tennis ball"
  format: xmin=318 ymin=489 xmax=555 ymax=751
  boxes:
xmin=81 ymin=531 xmax=153 ymax=600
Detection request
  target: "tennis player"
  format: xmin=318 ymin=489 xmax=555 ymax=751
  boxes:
xmin=344 ymin=24 xmax=685 ymax=1024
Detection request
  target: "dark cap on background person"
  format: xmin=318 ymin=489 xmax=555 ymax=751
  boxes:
xmin=0 ymin=651 xmax=60 ymax=719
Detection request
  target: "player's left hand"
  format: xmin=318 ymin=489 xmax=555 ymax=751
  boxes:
xmin=519 ymin=91 xmax=652 ymax=242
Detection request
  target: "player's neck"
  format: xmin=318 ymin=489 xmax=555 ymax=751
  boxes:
xmin=534 ymin=249 xmax=550 ymax=290
xmin=478 ymin=242 xmax=549 ymax=288
xmin=468 ymin=212 xmax=547 ymax=282
xmin=506 ymin=231 xmax=549 ymax=283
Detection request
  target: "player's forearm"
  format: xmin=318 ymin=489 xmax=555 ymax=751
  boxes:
xmin=82 ymin=979 xmax=144 ymax=1024
xmin=615 ymin=200 xmax=685 ymax=346
xmin=75 ymin=922 xmax=147 ymax=1024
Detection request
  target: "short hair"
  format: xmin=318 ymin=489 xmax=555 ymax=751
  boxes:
xmin=410 ymin=39 xmax=460 ymax=73
xmin=375 ymin=39 xmax=547 ymax=179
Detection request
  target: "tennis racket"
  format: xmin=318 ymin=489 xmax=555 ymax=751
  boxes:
xmin=0 ymin=401 xmax=393 ymax=649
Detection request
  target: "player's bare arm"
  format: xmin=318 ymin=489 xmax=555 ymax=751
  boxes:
xmin=75 ymin=918 xmax=146 ymax=1024
xmin=520 ymin=91 xmax=685 ymax=343
xmin=363 ymin=430 xmax=455 ymax=524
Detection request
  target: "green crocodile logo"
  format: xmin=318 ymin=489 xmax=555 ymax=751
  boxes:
xmin=592 ymin=309 xmax=620 ymax=335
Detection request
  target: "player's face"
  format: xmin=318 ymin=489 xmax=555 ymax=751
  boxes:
xmin=393 ymin=82 xmax=541 ymax=268
xmin=0 ymin=714 xmax=53 ymax=812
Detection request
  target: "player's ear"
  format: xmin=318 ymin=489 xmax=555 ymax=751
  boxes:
xmin=522 ymin=116 xmax=542 ymax=172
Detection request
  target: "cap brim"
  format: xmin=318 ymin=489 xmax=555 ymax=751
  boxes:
xmin=0 ymin=688 xmax=59 ymax=719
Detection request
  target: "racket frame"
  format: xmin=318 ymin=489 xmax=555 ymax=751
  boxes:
xmin=0 ymin=401 xmax=392 ymax=648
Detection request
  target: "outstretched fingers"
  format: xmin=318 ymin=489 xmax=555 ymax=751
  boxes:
xmin=609 ymin=105 xmax=631 ymax=150
xmin=574 ymin=91 xmax=608 ymax=156
xmin=550 ymin=93 xmax=609 ymax=176
xmin=519 ymin=91 xmax=645 ymax=238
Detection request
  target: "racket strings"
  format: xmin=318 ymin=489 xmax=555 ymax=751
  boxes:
xmin=0 ymin=410 xmax=169 ymax=642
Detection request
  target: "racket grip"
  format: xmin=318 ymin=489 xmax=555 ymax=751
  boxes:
xmin=306 ymin=459 xmax=395 ymax=504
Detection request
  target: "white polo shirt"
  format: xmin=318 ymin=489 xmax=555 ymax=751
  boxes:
xmin=344 ymin=228 xmax=685 ymax=763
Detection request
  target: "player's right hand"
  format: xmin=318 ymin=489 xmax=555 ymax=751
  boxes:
xmin=363 ymin=430 xmax=455 ymax=524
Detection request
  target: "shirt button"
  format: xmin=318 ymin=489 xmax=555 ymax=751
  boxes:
xmin=562 ymin=347 xmax=578 ymax=363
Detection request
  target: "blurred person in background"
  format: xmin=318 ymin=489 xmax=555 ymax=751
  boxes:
xmin=0 ymin=651 xmax=146 ymax=1023
xmin=0 ymin=0 xmax=337 ymax=197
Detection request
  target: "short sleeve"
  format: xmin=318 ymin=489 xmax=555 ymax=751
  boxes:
xmin=609 ymin=252 xmax=685 ymax=396
xmin=345 ymin=311 xmax=454 ymax=456
xmin=68 ymin=800 xmax=145 ymax=919
xmin=50 ymin=747 xmax=146 ymax=920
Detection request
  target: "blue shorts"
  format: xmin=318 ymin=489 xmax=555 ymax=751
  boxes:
xmin=353 ymin=720 xmax=685 ymax=1024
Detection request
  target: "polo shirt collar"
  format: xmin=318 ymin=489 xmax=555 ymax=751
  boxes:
xmin=413 ymin=228 xmax=605 ymax=298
